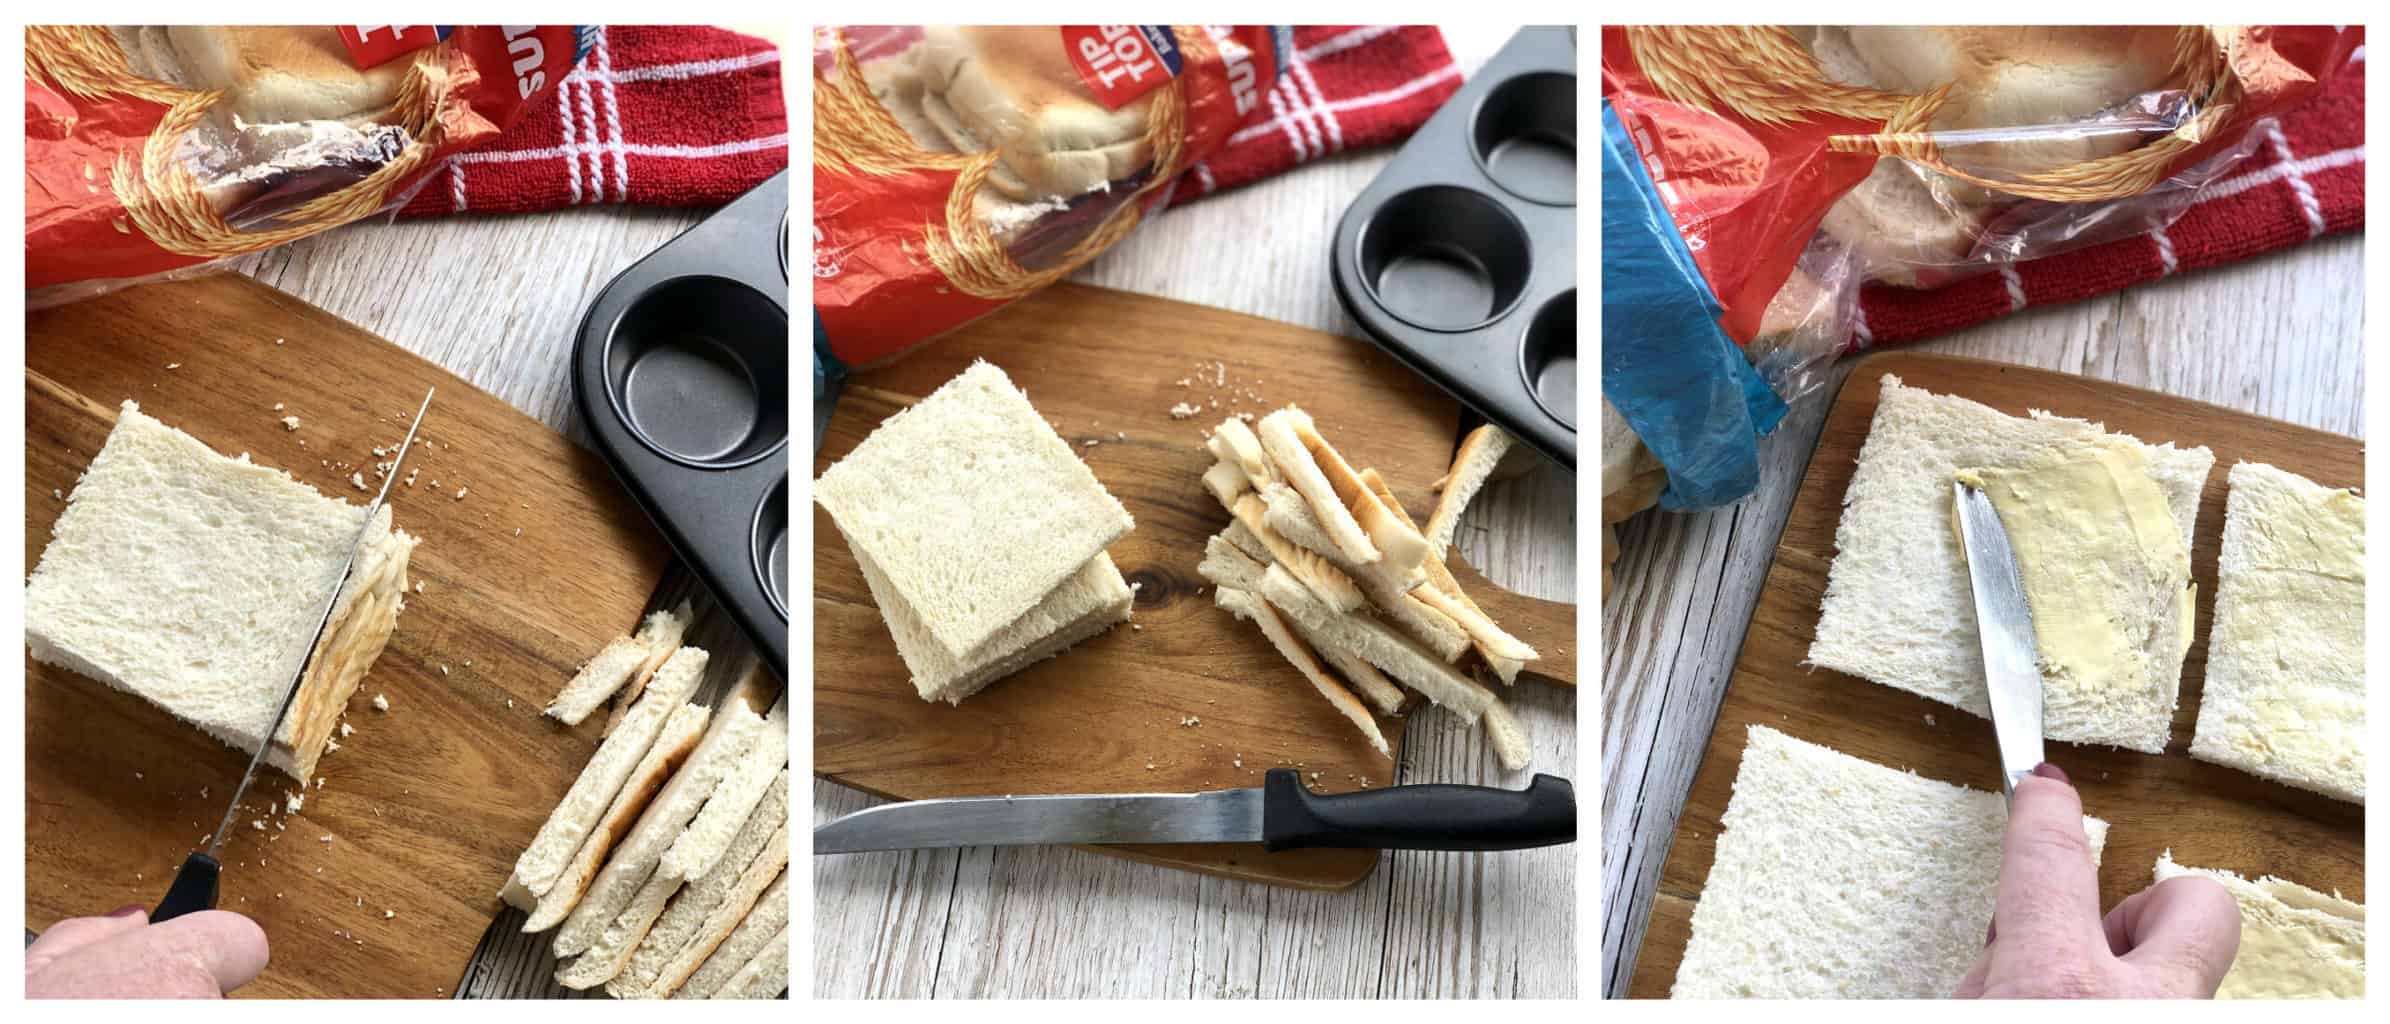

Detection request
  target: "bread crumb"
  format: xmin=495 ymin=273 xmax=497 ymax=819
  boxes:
xmin=134 ymin=770 xmax=144 ymax=780
xmin=275 ymin=338 xmax=285 ymax=345
xmin=414 ymin=581 xmax=424 ymax=594
xmin=316 ymin=777 xmax=326 ymax=789
xmin=1924 ymin=713 xmax=1936 ymax=726
xmin=512 ymin=527 xmax=521 ymax=537
xmin=405 ymin=468 xmax=418 ymax=486
xmin=319 ymin=834 xmax=333 ymax=844
xmin=373 ymin=694 xmax=390 ymax=712
xmin=1115 ymin=431 xmax=1126 ymax=441
xmin=273 ymin=402 xmax=285 ymax=411
xmin=384 ymin=910 xmax=395 ymax=920
xmin=1145 ymin=763 xmax=1156 ymax=770
xmin=251 ymin=819 xmax=265 ymax=831
xmin=280 ymin=416 xmax=301 ymax=431
xmin=439 ymin=664 xmax=449 ymax=675
xmin=325 ymin=737 xmax=341 ymax=753
xmin=506 ymin=699 xmax=516 ymax=709
xmin=1082 ymin=439 xmax=1098 ymax=447
xmin=455 ymin=486 xmax=468 ymax=500
xmin=1169 ymin=401 xmax=1201 ymax=420
xmin=349 ymin=472 xmax=365 ymax=490
xmin=166 ymin=362 xmax=180 ymax=370
xmin=286 ymin=792 xmax=304 ymax=813
xmin=1180 ymin=716 xmax=1200 ymax=727
xmin=52 ymin=488 xmax=61 ymax=499
xmin=1130 ymin=623 xmax=1143 ymax=631
xmin=338 ymin=722 xmax=354 ymax=738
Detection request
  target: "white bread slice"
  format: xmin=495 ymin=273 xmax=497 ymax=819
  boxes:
xmin=616 ymin=784 xmax=791 ymax=998
xmin=1808 ymin=375 xmax=2214 ymax=752
xmin=851 ymin=536 xmax=1131 ymax=704
xmin=546 ymin=637 xmax=649 ymax=726
xmin=1208 ymin=416 xmax=1274 ymax=484
xmin=602 ymin=602 xmax=693 ymax=735
xmin=1229 ymin=493 xmax=1364 ymax=613
xmin=1674 ymin=725 xmax=2112 ymax=998
xmin=25 ymin=401 xmax=417 ymax=782
xmin=1480 ymin=697 xmax=1533 ymax=772
xmin=2191 ymin=462 xmax=2365 ymax=803
xmin=814 ymin=359 xmax=1133 ymax=661
xmin=1253 ymin=563 xmax=1491 ymax=723
xmin=660 ymin=697 xmax=790 ymax=881
xmin=678 ymin=871 xmax=789 ymax=999
xmin=705 ymin=923 xmax=790 ymax=998
xmin=1215 ymin=586 xmax=1390 ymax=757
xmin=933 ymin=586 xmax=1133 ymax=705
xmin=523 ymin=703 xmax=710 ymax=931
xmin=510 ymin=645 xmax=710 ymax=897
xmin=1257 ymin=407 xmax=1383 ymax=566
xmin=1259 ymin=482 xmax=1464 ymax=658
xmin=1201 ymin=458 xmax=1251 ymax=509
xmin=1423 ymin=424 xmax=1515 ymax=558
xmin=1360 ymin=467 xmax=1526 ymax=682
xmin=553 ymin=703 xmax=765 ymax=957
xmin=2153 ymin=851 xmax=2365 ymax=998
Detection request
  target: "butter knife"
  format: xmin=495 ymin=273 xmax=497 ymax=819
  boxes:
xmin=1953 ymin=479 xmax=2045 ymax=800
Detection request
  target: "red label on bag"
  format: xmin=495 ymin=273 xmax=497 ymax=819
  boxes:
xmin=1060 ymin=26 xmax=1181 ymax=110
xmin=337 ymin=25 xmax=443 ymax=69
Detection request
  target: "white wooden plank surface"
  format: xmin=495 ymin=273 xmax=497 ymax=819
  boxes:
xmin=811 ymin=25 xmax=1579 ymax=999
xmin=1597 ymin=232 xmax=2366 ymax=996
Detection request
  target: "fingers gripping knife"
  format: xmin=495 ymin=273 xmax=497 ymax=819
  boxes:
xmin=1952 ymin=479 xmax=2047 ymax=801
xmin=153 ymin=388 xmax=434 ymax=922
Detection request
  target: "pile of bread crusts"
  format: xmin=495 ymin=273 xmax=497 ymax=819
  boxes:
xmin=1196 ymin=412 xmax=1539 ymax=770
xmin=500 ymin=606 xmax=789 ymax=999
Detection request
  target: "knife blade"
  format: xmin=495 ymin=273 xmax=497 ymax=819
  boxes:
xmin=815 ymin=770 xmax=1575 ymax=854
xmin=1953 ymin=478 xmax=2045 ymax=800
xmin=154 ymin=387 xmax=435 ymax=922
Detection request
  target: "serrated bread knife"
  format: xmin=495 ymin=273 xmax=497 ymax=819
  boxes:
xmin=1953 ymin=478 xmax=2046 ymax=801
xmin=153 ymin=388 xmax=434 ymax=922
xmin=815 ymin=770 xmax=1575 ymax=854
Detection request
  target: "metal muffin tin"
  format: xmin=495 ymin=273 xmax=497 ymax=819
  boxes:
xmin=573 ymin=170 xmax=789 ymax=679
xmin=1331 ymin=26 xmax=1576 ymax=469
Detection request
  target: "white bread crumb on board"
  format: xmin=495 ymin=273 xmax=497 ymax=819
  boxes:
xmin=275 ymin=338 xmax=285 ymax=345
xmin=338 ymin=722 xmax=354 ymax=738
xmin=52 ymin=489 xmax=61 ymax=499
xmin=1169 ymin=401 xmax=1201 ymax=419
xmin=165 ymin=362 xmax=180 ymax=370
xmin=273 ymin=402 xmax=284 ymax=411
xmin=1082 ymin=439 xmax=1099 ymax=447
xmin=319 ymin=835 xmax=333 ymax=844
xmin=454 ymin=486 xmax=468 ymax=500
xmin=281 ymin=416 xmax=300 ymax=431
xmin=439 ymin=664 xmax=449 ymax=675
xmin=251 ymin=819 xmax=264 ymax=830
xmin=373 ymin=694 xmax=390 ymax=711
xmin=349 ymin=472 xmax=365 ymax=490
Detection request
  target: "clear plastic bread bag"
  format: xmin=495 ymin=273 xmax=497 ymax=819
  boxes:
xmin=1601 ymin=25 xmax=2361 ymax=509
xmin=810 ymin=26 xmax=1292 ymax=396
xmin=25 ymin=26 xmax=589 ymax=307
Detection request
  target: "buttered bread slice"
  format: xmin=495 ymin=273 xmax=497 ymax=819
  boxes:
xmin=1809 ymin=376 xmax=2213 ymax=752
xmin=2153 ymin=852 xmax=2365 ymax=998
xmin=2191 ymin=462 xmax=2365 ymax=803
xmin=26 ymin=401 xmax=416 ymax=780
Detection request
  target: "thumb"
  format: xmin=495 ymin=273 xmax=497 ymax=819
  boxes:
xmin=1990 ymin=767 xmax=2108 ymax=958
xmin=2109 ymin=875 xmax=2242 ymax=996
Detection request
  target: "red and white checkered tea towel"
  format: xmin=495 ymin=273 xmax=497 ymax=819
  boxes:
xmin=1168 ymin=25 xmax=1460 ymax=205
xmin=399 ymin=25 xmax=787 ymax=217
xmin=1851 ymin=48 xmax=2366 ymax=350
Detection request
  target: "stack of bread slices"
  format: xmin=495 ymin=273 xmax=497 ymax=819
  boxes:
xmin=502 ymin=616 xmax=789 ymax=999
xmin=815 ymin=359 xmax=1137 ymax=704
xmin=1195 ymin=410 xmax=1539 ymax=770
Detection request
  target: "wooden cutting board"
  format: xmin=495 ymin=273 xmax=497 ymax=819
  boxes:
xmin=814 ymin=283 xmax=1576 ymax=890
xmin=1628 ymin=352 xmax=2365 ymax=997
xmin=25 ymin=276 xmax=673 ymax=999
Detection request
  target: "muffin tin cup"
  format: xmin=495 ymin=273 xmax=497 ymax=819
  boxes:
xmin=574 ymin=170 xmax=790 ymax=678
xmin=1332 ymin=27 xmax=1577 ymax=468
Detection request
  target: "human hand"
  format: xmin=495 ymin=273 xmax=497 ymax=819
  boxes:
xmin=26 ymin=905 xmax=268 ymax=999
xmin=1956 ymin=763 xmax=2241 ymax=998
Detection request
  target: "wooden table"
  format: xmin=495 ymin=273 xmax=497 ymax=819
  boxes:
xmin=1598 ymin=232 xmax=2365 ymax=996
xmin=809 ymin=26 xmax=1579 ymax=998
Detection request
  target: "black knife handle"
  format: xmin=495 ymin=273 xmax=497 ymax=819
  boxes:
xmin=154 ymin=852 xmax=221 ymax=922
xmin=1260 ymin=770 xmax=1575 ymax=851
